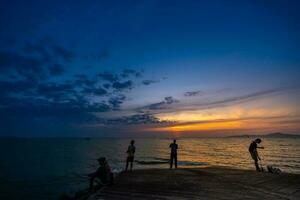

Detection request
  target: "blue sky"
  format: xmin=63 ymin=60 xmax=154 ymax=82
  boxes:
xmin=0 ymin=0 xmax=300 ymax=137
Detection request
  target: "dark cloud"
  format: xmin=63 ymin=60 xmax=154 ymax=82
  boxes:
xmin=98 ymin=70 xmax=143 ymax=91
xmin=142 ymin=96 xmax=179 ymax=110
xmin=0 ymin=80 xmax=36 ymax=99
xmin=109 ymin=94 xmax=126 ymax=110
xmin=0 ymin=51 xmax=46 ymax=80
xmin=105 ymin=113 xmax=167 ymax=125
xmin=0 ymin=42 xmax=158 ymax=135
xmin=83 ymin=87 xmax=107 ymax=96
xmin=121 ymin=69 xmax=142 ymax=78
xmin=112 ymin=80 xmax=133 ymax=90
xmin=98 ymin=72 xmax=119 ymax=82
xmin=23 ymin=41 xmax=52 ymax=62
xmin=23 ymin=38 xmax=76 ymax=64
xmin=0 ymin=39 xmax=77 ymax=81
xmin=52 ymin=45 xmax=75 ymax=62
xmin=37 ymin=82 xmax=75 ymax=101
xmin=103 ymin=83 xmax=111 ymax=89
xmin=142 ymin=80 xmax=157 ymax=85
xmin=73 ymin=74 xmax=96 ymax=87
xmin=184 ymin=90 xmax=204 ymax=97
xmin=48 ymin=64 xmax=65 ymax=76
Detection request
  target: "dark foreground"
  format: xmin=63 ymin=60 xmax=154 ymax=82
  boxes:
xmin=85 ymin=167 xmax=300 ymax=200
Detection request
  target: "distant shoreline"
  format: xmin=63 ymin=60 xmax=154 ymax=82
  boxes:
xmin=226 ymin=132 xmax=300 ymax=138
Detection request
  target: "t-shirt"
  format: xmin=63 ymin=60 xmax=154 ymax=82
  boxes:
xmin=169 ymin=143 xmax=178 ymax=154
xmin=249 ymin=141 xmax=257 ymax=153
xmin=127 ymin=145 xmax=136 ymax=157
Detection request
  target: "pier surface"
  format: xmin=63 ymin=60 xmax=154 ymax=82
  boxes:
xmin=86 ymin=167 xmax=300 ymax=200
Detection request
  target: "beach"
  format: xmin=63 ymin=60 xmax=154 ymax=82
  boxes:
xmin=86 ymin=167 xmax=300 ymax=200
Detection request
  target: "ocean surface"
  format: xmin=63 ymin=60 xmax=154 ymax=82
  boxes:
xmin=1 ymin=137 xmax=300 ymax=199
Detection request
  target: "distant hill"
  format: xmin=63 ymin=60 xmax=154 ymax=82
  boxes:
xmin=227 ymin=132 xmax=300 ymax=138
xmin=264 ymin=132 xmax=300 ymax=138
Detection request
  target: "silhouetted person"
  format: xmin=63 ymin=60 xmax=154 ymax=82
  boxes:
xmin=89 ymin=157 xmax=113 ymax=191
xmin=249 ymin=138 xmax=264 ymax=172
xmin=125 ymin=140 xmax=136 ymax=171
xmin=169 ymin=139 xmax=178 ymax=169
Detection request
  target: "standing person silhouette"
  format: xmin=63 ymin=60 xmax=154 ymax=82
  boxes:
xmin=169 ymin=139 xmax=178 ymax=169
xmin=249 ymin=138 xmax=264 ymax=171
xmin=125 ymin=140 xmax=136 ymax=171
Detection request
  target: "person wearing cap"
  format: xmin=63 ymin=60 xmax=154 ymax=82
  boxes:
xmin=249 ymin=138 xmax=264 ymax=171
xmin=125 ymin=140 xmax=136 ymax=171
xmin=88 ymin=157 xmax=113 ymax=191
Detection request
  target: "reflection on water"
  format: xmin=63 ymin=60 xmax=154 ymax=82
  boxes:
xmin=0 ymin=137 xmax=300 ymax=199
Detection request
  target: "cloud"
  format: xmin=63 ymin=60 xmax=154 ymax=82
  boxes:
xmin=112 ymin=80 xmax=133 ymax=90
xmin=141 ymin=96 xmax=179 ymax=110
xmin=98 ymin=70 xmax=143 ymax=91
xmin=37 ymin=82 xmax=75 ymax=101
xmin=142 ymin=80 xmax=157 ymax=85
xmin=121 ymin=69 xmax=142 ymax=78
xmin=184 ymin=90 xmax=204 ymax=97
xmin=0 ymin=39 xmax=77 ymax=80
xmin=83 ymin=87 xmax=108 ymax=96
xmin=0 ymin=51 xmax=46 ymax=80
xmin=48 ymin=64 xmax=65 ymax=76
xmin=103 ymin=83 xmax=111 ymax=89
xmin=73 ymin=74 xmax=96 ymax=87
xmin=0 ymin=80 xmax=36 ymax=97
xmin=192 ymin=87 xmax=298 ymax=109
xmin=98 ymin=72 xmax=119 ymax=82
xmin=0 ymin=40 xmax=164 ymax=134
xmin=52 ymin=45 xmax=75 ymax=62
xmin=104 ymin=113 xmax=168 ymax=125
xmin=108 ymin=94 xmax=126 ymax=110
xmin=152 ymin=86 xmax=300 ymax=114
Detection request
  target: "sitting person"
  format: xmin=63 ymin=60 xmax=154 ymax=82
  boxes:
xmin=89 ymin=157 xmax=113 ymax=191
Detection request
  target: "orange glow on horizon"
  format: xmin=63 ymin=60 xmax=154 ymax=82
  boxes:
xmin=151 ymin=121 xmax=243 ymax=132
xmin=148 ymin=106 xmax=300 ymax=133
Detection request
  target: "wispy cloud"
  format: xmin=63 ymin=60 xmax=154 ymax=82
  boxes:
xmin=147 ymin=86 xmax=300 ymax=114
xmin=140 ymin=96 xmax=180 ymax=111
xmin=141 ymin=80 xmax=158 ymax=86
xmin=184 ymin=90 xmax=204 ymax=97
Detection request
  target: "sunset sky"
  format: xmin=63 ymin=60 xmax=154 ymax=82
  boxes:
xmin=0 ymin=0 xmax=300 ymax=137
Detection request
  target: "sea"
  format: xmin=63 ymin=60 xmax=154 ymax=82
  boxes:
xmin=1 ymin=137 xmax=300 ymax=199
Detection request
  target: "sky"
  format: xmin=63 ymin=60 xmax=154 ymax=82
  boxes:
xmin=0 ymin=0 xmax=300 ymax=137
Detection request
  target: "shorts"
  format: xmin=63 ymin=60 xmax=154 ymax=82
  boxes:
xmin=250 ymin=151 xmax=258 ymax=161
xmin=127 ymin=156 xmax=134 ymax=162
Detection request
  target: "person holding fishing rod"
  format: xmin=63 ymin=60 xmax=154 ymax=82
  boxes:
xmin=249 ymin=138 xmax=264 ymax=172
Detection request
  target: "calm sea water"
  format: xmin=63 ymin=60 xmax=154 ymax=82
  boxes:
xmin=1 ymin=137 xmax=300 ymax=199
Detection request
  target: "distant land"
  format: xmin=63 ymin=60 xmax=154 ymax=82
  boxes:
xmin=227 ymin=132 xmax=300 ymax=138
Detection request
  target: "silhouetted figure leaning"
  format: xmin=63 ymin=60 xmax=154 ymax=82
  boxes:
xmin=125 ymin=140 xmax=136 ymax=171
xmin=249 ymin=138 xmax=264 ymax=172
xmin=89 ymin=157 xmax=113 ymax=191
xmin=169 ymin=139 xmax=178 ymax=169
